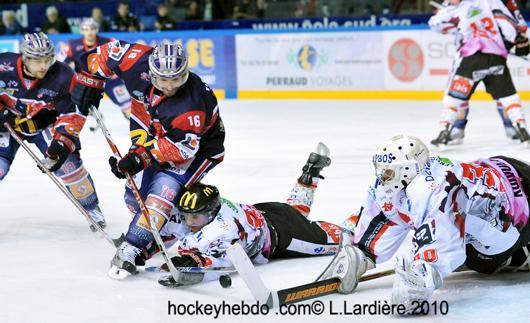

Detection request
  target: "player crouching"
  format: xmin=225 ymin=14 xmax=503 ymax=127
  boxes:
xmin=317 ymin=134 xmax=530 ymax=314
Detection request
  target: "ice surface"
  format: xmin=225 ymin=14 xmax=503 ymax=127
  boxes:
xmin=2 ymin=99 xmax=530 ymax=323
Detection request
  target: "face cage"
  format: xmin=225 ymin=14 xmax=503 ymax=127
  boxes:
xmin=374 ymin=161 xmax=418 ymax=187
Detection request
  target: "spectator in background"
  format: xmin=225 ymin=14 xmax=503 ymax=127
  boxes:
xmin=2 ymin=11 xmax=23 ymax=35
xmin=185 ymin=1 xmax=202 ymax=21
xmin=42 ymin=6 xmax=71 ymax=34
xmin=256 ymin=0 xmax=267 ymax=18
xmin=294 ymin=0 xmax=309 ymax=17
xmin=203 ymin=0 xmax=231 ymax=21
xmin=232 ymin=0 xmax=257 ymax=20
xmin=92 ymin=7 xmax=110 ymax=32
xmin=110 ymin=1 xmax=140 ymax=32
xmin=155 ymin=3 xmax=176 ymax=30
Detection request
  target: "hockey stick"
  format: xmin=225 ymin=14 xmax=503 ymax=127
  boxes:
xmin=139 ymin=265 xmax=236 ymax=273
xmin=3 ymin=122 xmax=117 ymax=246
xmin=89 ymin=106 xmax=184 ymax=282
xmin=226 ymin=243 xmax=394 ymax=307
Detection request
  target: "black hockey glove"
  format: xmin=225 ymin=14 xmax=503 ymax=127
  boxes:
xmin=515 ymin=34 xmax=530 ymax=57
xmin=109 ymin=146 xmax=154 ymax=179
xmin=46 ymin=133 xmax=76 ymax=172
xmin=0 ymin=106 xmax=15 ymax=130
xmin=71 ymin=72 xmax=105 ymax=115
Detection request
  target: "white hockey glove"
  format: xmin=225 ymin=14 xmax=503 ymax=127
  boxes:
xmin=316 ymin=232 xmax=375 ymax=294
xmin=391 ymin=257 xmax=443 ymax=314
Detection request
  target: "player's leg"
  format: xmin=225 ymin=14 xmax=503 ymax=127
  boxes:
xmin=484 ymin=63 xmax=530 ymax=146
xmin=104 ymin=77 xmax=132 ymax=119
xmin=431 ymin=55 xmax=480 ymax=148
xmin=496 ymin=100 xmax=519 ymax=140
xmin=287 ymin=142 xmax=331 ymax=216
xmin=253 ymin=202 xmax=343 ymax=259
xmin=0 ymin=129 xmax=20 ymax=182
xmin=110 ymin=156 xmax=220 ymax=278
xmin=32 ymin=128 xmax=105 ymax=230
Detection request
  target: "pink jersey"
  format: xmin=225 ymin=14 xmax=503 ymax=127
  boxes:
xmin=342 ymin=156 xmax=528 ymax=278
xmin=429 ymin=0 xmax=517 ymax=58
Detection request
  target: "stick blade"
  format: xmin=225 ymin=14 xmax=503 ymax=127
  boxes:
xmin=226 ymin=243 xmax=273 ymax=305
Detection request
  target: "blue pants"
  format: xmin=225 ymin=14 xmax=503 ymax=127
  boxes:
xmin=0 ymin=128 xmax=99 ymax=210
xmin=123 ymin=155 xmax=220 ymax=248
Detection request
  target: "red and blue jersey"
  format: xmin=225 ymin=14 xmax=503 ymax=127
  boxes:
xmin=63 ymin=36 xmax=112 ymax=70
xmin=0 ymin=52 xmax=85 ymax=146
xmin=76 ymin=40 xmax=225 ymax=165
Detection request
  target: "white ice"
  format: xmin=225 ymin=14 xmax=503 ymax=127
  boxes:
xmin=2 ymin=99 xmax=530 ymax=323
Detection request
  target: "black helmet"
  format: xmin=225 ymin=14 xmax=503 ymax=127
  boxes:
xmin=178 ymin=183 xmax=221 ymax=229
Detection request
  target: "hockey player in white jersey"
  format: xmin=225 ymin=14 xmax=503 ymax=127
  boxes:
xmin=429 ymin=0 xmax=530 ymax=147
xmin=115 ymin=143 xmax=346 ymax=286
xmin=318 ymin=134 xmax=530 ymax=313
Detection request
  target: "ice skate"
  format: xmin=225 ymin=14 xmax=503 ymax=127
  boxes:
xmin=108 ymin=241 xmax=141 ymax=280
xmin=298 ymin=142 xmax=331 ymax=186
xmin=430 ymin=125 xmax=464 ymax=150
xmin=512 ymin=122 xmax=530 ymax=148
xmin=87 ymin=205 xmax=106 ymax=232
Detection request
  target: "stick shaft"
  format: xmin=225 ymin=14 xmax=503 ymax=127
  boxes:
xmin=4 ymin=123 xmax=114 ymax=245
xmin=90 ymin=107 xmax=183 ymax=279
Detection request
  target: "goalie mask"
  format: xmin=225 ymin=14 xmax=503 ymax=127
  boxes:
xmin=178 ymin=183 xmax=221 ymax=231
xmin=21 ymin=32 xmax=56 ymax=78
xmin=148 ymin=41 xmax=189 ymax=96
xmin=373 ymin=134 xmax=429 ymax=196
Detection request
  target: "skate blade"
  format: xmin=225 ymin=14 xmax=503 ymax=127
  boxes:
xmin=108 ymin=265 xmax=133 ymax=280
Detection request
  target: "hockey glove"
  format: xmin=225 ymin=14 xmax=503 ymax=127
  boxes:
xmin=391 ymin=258 xmax=443 ymax=315
xmin=0 ymin=105 xmax=15 ymax=130
xmin=46 ymin=132 xmax=76 ymax=172
xmin=71 ymin=72 xmax=105 ymax=115
xmin=109 ymin=146 xmax=153 ymax=179
xmin=515 ymin=34 xmax=530 ymax=57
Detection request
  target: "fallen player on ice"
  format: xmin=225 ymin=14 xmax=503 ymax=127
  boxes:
xmin=317 ymin=134 xmax=530 ymax=314
xmin=110 ymin=143 xmax=347 ymax=287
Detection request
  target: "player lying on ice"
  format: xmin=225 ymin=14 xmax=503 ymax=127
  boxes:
xmin=317 ymin=134 xmax=530 ymax=313
xmin=0 ymin=32 xmax=105 ymax=230
xmin=73 ymin=40 xmax=226 ymax=279
xmin=112 ymin=143 xmax=347 ymax=287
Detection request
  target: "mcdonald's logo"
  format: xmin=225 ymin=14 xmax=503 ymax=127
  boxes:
xmin=180 ymin=192 xmax=197 ymax=209
xmin=203 ymin=187 xmax=214 ymax=196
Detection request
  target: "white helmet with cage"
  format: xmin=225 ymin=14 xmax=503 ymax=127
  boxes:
xmin=373 ymin=134 xmax=430 ymax=195
xmin=21 ymin=32 xmax=56 ymax=65
xmin=148 ymin=41 xmax=189 ymax=89
xmin=80 ymin=18 xmax=99 ymax=32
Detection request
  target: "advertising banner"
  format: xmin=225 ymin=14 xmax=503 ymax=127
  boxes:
xmin=236 ymin=31 xmax=384 ymax=97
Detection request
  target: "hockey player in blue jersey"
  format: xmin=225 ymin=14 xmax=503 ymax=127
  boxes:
xmin=63 ymin=18 xmax=131 ymax=120
xmin=71 ymin=40 xmax=225 ymax=279
xmin=0 ymin=32 xmax=105 ymax=230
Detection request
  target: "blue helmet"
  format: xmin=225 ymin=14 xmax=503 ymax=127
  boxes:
xmin=148 ymin=41 xmax=189 ymax=86
xmin=21 ymin=32 xmax=56 ymax=64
